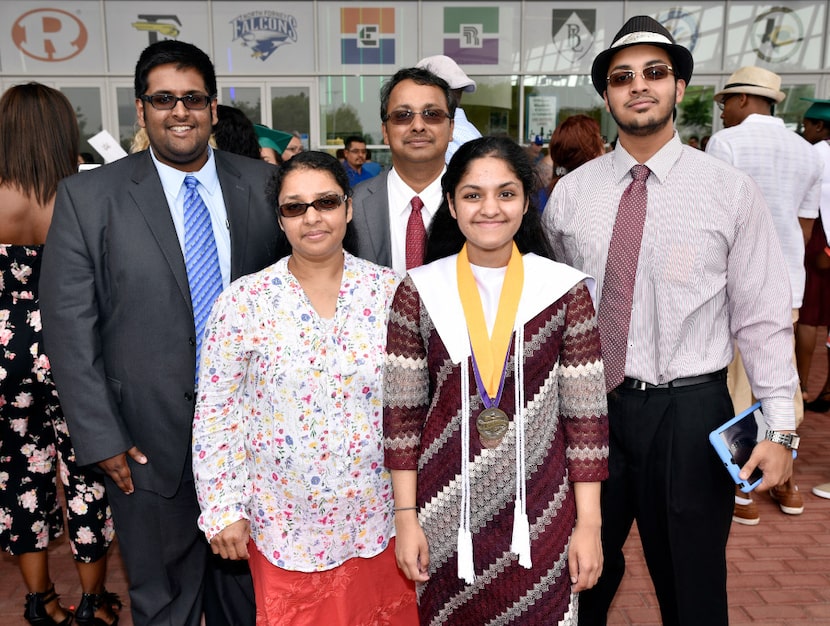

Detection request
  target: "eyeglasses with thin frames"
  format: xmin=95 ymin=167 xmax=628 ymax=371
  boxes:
xmin=140 ymin=93 xmax=214 ymax=110
xmin=716 ymin=94 xmax=737 ymax=111
xmin=606 ymin=64 xmax=674 ymax=88
xmin=382 ymin=109 xmax=453 ymax=125
xmin=278 ymin=194 xmax=347 ymax=218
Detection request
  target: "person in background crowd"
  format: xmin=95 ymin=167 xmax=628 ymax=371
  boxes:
xmin=351 ymin=67 xmax=454 ymax=274
xmin=546 ymin=16 xmax=798 ymax=626
xmin=687 ymin=135 xmax=700 ymax=149
xmin=213 ymin=105 xmax=262 ymax=160
xmin=342 ymin=135 xmax=378 ymax=186
xmin=0 ymin=82 xmax=120 ymax=626
xmin=416 ymin=55 xmax=482 ymax=164
xmin=795 ymin=98 xmax=830 ymax=500
xmin=537 ymin=114 xmax=605 ymax=209
xmin=707 ymin=66 xmax=821 ymax=524
xmin=255 ymin=124 xmax=292 ymax=165
xmin=282 ymin=130 xmax=304 ymax=161
xmin=384 ymin=135 xmax=607 ymax=624
xmin=192 ymin=150 xmax=417 ymax=625
xmin=40 ymin=40 xmax=279 ymax=626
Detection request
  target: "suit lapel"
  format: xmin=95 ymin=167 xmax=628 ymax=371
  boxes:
xmin=214 ymin=152 xmax=250 ymax=281
xmin=129 ymin=153 xmax=192 ymax=306
xmin=360 ymin=171 xmax=392 ymax=265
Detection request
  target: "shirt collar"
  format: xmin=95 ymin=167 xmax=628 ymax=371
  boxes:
xmin=388 ymin=166 xmax=446 ymax=217
xmin=150 ymin=146 xmax=220 ymax=199
xmin=742 ymin=113 xmax=786 ymax=128
xmin=612 ymin=131 xmax=683 ymax=185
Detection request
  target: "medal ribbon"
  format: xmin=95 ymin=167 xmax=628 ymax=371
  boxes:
xmin=457 ymin=242 xmax=524 ymax=401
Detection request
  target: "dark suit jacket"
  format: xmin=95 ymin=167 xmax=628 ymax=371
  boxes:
xmin=40 ymin=150 xmax=279 ymax=497
xmin=351 ymin=170 xmax=392 ymax=267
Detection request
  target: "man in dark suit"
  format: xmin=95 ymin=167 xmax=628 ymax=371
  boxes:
xmin=40 ymin=40 xmax=278 ymax=626
xmin=351 ymin=67 xmax=454 ymax=273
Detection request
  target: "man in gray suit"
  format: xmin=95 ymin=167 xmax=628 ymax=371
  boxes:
xmin=40 ymin=40 xmax=278 ymax=626
xmin=351 ymin=67 xmax=454 ymax=273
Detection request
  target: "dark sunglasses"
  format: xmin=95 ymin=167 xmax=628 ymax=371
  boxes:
xmin=278 ymin=194 xmax=347 ymax=218
xmin=140 ymin=93 xmax=214 ymax=110
xmin=382 ymin=109 xmax=453 ymax=125
xmin=607 ymin=64 xmax=674 ymax=88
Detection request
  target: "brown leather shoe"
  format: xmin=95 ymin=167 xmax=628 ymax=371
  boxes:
xmin=770 ymin=478 xmax=804 ymax=515
xmin=733 ymin=487 xmax=760 ymax=525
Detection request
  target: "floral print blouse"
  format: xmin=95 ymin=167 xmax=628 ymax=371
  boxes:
xmin=193 ymin=252 xmax=400 ymax=572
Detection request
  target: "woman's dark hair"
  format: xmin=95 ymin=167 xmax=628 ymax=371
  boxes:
xmin=425 ymin=136 xmax=555 ymax=263
xmin=0 ymin=82 xmax=79 ymax=205
xmin=547 ymin=114 xmax=605 ymax=195
xmin=213 ymin=105 xmax=262 ymax=160
xmin=265 ymin=150 xmax=358 ymax=257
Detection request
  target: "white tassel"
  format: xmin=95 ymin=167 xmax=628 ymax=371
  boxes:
xmin=511 ymin=500 xmax=532 ymax=568
xmin=457 ymin=527 xmax=476 ymax=584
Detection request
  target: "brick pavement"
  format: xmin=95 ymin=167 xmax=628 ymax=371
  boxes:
xmin=2 ymin=338 xmax=829 ymax=625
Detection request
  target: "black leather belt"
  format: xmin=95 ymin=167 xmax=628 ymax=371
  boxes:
xmin=621 ymin=369 xmax=727 ymax=391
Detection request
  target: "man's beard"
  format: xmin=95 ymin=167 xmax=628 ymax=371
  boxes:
xmin=610 ymin=103 xmax=675 ymax=138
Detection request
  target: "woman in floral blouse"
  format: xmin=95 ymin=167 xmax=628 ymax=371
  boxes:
xmin=192 ymin=151 xmax=418 ymax=625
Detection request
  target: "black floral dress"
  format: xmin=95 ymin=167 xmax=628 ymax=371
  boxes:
xmin=0 ymin=244 xmax=114 ymax=561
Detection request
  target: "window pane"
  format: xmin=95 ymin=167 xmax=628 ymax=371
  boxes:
xmin=270 ymin=87 xmax=310 ymax=141
xmin=221 ymin=87 xmax=261 ymax=124
xmin=61 ymin=87 xmax=103 ymax=163
xmin=116 ymin=87 xmax=139 ymax=153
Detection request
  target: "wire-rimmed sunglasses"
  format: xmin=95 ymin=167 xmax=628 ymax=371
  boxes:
xmin=382 ymin=109 xmax=453 ymax=125
xmin=140 ymin=93 xmax=214 ymax=110
xmin=278 ymin=194 xmax=348 ymax=218
xmin=606 ymin=64 xmax=674 ymax=88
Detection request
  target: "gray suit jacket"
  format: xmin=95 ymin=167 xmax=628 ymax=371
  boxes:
xmin=351 ymin=169 xmax=392 ymax=267
xmin=40 ymin=150 xmax=279 ymax=497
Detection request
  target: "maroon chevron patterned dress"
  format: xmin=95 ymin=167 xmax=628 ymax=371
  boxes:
xmin=384 ymin=269 xmax=609 ymax=626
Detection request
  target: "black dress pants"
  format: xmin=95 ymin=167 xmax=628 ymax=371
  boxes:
xmin=578 ymin=378 xmax=735 ymax=626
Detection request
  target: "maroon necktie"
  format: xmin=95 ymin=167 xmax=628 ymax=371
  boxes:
xmin=598 ymin=164 xmax=650 ymax=392
xmin=405 ymin=196 xmax=426 ymax=270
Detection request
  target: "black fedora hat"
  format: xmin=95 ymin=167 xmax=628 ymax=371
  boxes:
xmin=591 ymin=15 xmax=694 ymax=96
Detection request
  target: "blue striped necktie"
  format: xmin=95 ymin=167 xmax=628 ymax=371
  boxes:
xmin=183 ymin=175 xmax=222 ymax=376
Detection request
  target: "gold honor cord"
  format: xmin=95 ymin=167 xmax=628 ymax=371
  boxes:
xmin=457 ymin=243 xmax=524 ymax=445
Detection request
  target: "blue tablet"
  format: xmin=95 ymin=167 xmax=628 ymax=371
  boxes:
xmin=709 ymin=402 xmax=764 ymax=493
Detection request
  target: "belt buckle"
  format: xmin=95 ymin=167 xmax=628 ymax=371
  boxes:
xmin=634 ymin=379 xmax=648 ymax=391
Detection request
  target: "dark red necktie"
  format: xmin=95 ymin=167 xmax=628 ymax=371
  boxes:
xmin=598 ymin=164 xmax=650 ymax=392
xmin=405 ymin=195 xmax=426 ymax=270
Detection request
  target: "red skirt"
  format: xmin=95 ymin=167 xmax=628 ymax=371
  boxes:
xmin=248 ymin=538 xmax=418 ymax=626
xmin=801 ymin=216 xmax=830 ymax=326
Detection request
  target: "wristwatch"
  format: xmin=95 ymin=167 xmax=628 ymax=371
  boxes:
xmin=765 ymin=430 xmax=800 ymax=450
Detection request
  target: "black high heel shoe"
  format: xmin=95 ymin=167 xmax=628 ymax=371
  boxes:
xmin=74 ymin=591 xmax=119 ymax=626
xmin=23 ymin=585 xmax=74 ymax=625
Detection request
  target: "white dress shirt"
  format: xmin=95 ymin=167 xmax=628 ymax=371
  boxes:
xmin=386 ymin=167 xmax=445 ymax=276
xmin=707 ymin=114 xmax=822 ymax=308
xmin=151 ymin=147 xmax=232 ymax=288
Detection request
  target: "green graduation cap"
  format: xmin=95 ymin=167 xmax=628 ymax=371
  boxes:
xmin=802 ymin=97 xmax=830 ymax=122
xmin=254 ymin=124 xmax=293 ymax=153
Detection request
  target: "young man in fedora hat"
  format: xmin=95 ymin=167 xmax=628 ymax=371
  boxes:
xmin=707 ymin=68 xmax=820 ymax=525
xmin=545 ymin=16 xmax=799 ymax=626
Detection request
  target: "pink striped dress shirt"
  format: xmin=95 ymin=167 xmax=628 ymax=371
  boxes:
xmin=545 ymin=133 xmax=798 ymax=430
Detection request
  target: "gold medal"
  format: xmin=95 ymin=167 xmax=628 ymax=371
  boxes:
xmin=477 ymin=407 xmax=509 ymax=447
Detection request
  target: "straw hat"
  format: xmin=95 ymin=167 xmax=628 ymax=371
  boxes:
xmin=714 ymin=67 xmax=786 ymax=104
xmin=591 ymin=15 xmax=694 ymax=96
